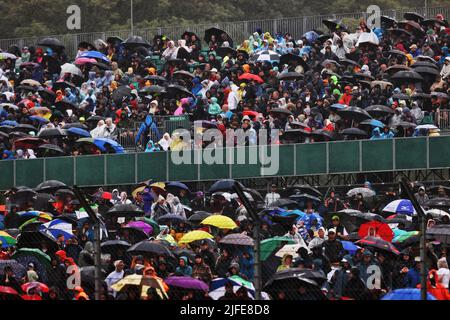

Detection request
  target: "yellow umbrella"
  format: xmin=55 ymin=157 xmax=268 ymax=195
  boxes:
xmin=201 ymin=215 xmax=238 ymax=230
xmin=132 ymin=186 xmax=146 ymax=199
xmin=178 ymin=230 xmax=213 ymax=244
xmin=150 ymin=182 xmax=166 ymax=192
xmin=111 ymin=274 xmax=168 ymax=299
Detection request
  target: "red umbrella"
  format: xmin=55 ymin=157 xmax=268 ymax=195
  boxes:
xmin=0 ymin=286 xmax=20 ymax=295
xmin=22 ymin=282 xmax=50 ymax=293
xmin=101 ymin=192 xmax=113 ymax=200
xmin=239 ymin=73 xmax=264 ymax=83
xmin=21 ymin=294 xmax=42 ymax=300
xmin=243 ymin=110 xmax=260 ymax=120
xmin=358 ymin=221 xmax=394 ymax=242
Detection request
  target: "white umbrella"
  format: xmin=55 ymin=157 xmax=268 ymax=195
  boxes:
xmin=231 ymin=192 xmax=254 ymax=202
xmin=275 ymin=242 xmax=311 ymax=258
xmin=426 ymin=209 xmax=450 ymax=219
xmin=0 ymin=52 xmax=17 ymax=60
xmin=416 ymin=124 xmax=439 ymax=131
xmin=60 ymin=63 xmax=83 ymax=77
xmin=356 ymin=31 xmax=380 ymax=47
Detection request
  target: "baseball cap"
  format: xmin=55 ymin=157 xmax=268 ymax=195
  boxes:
xmin=332 ymin=216 xmax=340 ymax=221
xmin=211 ymin=68 xmax=218 ymax=73
xmin=328 ymin=228 xmax=337 ymax=234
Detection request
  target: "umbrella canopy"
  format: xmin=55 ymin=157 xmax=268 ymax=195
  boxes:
xmin=127 ymin=240 xmax=174 ymax=257
xmin=239 ymin=73 xmax=264 ymax=83
xmin=260 ymin=237 xmax=296 ymax=261
xmin=425 ymin=197 xmax=450 ymax=209
xmin=60 ymin=63 xmax=83 ymax=77
xmin=75 ymin=138 xmax=125 ymax=154
xmin=340 ymin=128 xmax=369 ymax=138
xmin=209 ymin=179 xmax=244 ymax=193
xmin=278 ymin=72 xmax=304 ymax=81
xmin=382 ymin=288 xmax=436 ymax=300
xmin=123 ymin=36 xmax=152 ymax=48
xmin=78 ymin=51 xmax=110 ymax=63
xmin=37 ymin=144 xmax=66 ymax=156
xmin=165 ymin=276 xmax=208 ymax=291
xmin=126 ymin=221 xmax=153 ymax=236
xmin=66 ymin=127 xmax=91 ymax=138
xmin=188 ymin=211 xmax=212 ymax=224
xmin=37 ymin=38 xmax=65 ymax=50
xmin=337 ymin=106 xmax=372 ymax=122
xmin=112 ymin=86 xmax=132 ymax=104
xmin=156 ymin=214 xmax=187 ymax=225
xmin=220 ymin=233 xmax=254 ymax=246
xmin=356 ymin=237 xmax=400 ymax=255
xmin=427 ymin=225 xmax=450 ymax=244
xmin=322 ymin=19 xmax=347 ymax=32
xmin=107 ymin=204 xmax=145 ymax=218
xmin=0 ymin=260 xmax=26 ymax=277
xmin=383 ymin=199 xmax=417 ymax=216
xmin=0 ymin=231 xmax=17 ymax=248
xmin=346 ymin=187 xmax=376 ymax=198
xmin=279 ymin=53 xmax=309 ymax=71
xmin=38 ymin=128 xmax=65 ymax=139
xmin=166 ymin=181 xmax=190 ymax=192
xmin=100 ymin=240 xmax=131 ymax=254
xmin=204 ymin=27 xmax=231 ymax=44
xmin=0 ymin=286 xmax=20 ymax=297
xmin=201 ymin=215 xmax=238 ymax=230
xmin=164 ymin=84 xmax=194 ymax=99
xmin=252 ymin=50 xmax=280 ymax=63
xmin=111 ymin=274 xmax=168 ymax=299
xmin=178 ymin=231 xmax=213 ymax=244
xmin=215 ymin=46 xmax=237 ymax=58
xmin=38 ymin=219 xmax=73 ymax=241
xmin=358 ymin=221 xmax=394 ymax=242
xmin=391 ymin=70 xmax=424 ymax=82
xmin=365 ymin=105 xmax=395 ymax=118
xmin=269 ymin=108 xmax=293 ymax=117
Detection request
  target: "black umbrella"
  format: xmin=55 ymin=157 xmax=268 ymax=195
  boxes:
xmin=37 ymin=144 xmax=66 ymax=157
xmin=284 ymin=185 xmax=322 ymax=198
xmin=35 ymin=180 xmax=67 ymax=192
xmin=38 ymin=128 xmax=65 ymax=139
xmin=106 ymin=36 xmax=124 ymax=45
xmin=392 ymin=93 xmax=410 ymax=100
xmin=426 ymin=225 xmax=450 ymax=244
xmin=289 ymin=194 xmax=321 ymax=205
xmin=396 ymin=121 xmax=417 ymax=128
xmin=112 ymin=86 xmax=132 ymax=104
xmin=421 ymin=18 xmax=448 ymax=28
xmin=16 ymin=231 xmax=59 ymax=253
xmin=12 ymin=124 xmax=38 ymax=134
xmin=62 ymin=123 xmax=89 ymax=130
xmin=156 ymin=214 xmax=187 ymax=225
xmin=269 ymin=199 xmax=300 ymax=210
xmin=176 ymin=47 xmax=191 ymax=60
xmin=80 ymin=266 xmax=106 ymax=288
xmin=164 ymin=84 xmax=194 ymax=99
xmin=425 ymin=197 xmax=450 ymax=209
xmin=269 ymin=108 xmax=293 ymax=117
xmin=52 ymin=81 xmax=76 ymax=92
xmin=101 ymin=240 xmax=131 ymax=254
xmin=86 ymin=115 xmax=105 ymax=123
xmin=324 ymin=210 xmax=385 ymax=233
xmin=279 ymin=53 xmax=309 ymax=72
xmin=337 ymin=106 xmax=372 ymax=122
xmin=398 ymin=20 xmax=425 ymax=36
xmin=322 ymin=19 xmax=347 ymax=32
xmin=209 ymin=179 xmax=245 ymax=193
xmin=204 ymin=27 xmax=231 ymax=44
xmin=128 ymin=240 xmax=174 ymax=256
xmin=123 ymin=36 xmax=152 ymax=48
xmin=411 ymin=61 xmax=439 ymax=70
xmin=107 ymin=204 xmax=145 ymax=218
xmin=145 ymin=75 xmax=167 ymax=83
xmin=404 ymin=12 xmax=424 ymax=23
xmin=339 ymin=58 xmax=360 ymax=67
xmin=357 ymin=236 xmax=400 ymax=255
xmin=411 ymin=92 xmax=432 ymax=100
xmin=139 ymin=85 xmax=166 ymax=95
xmin=391 ymin=70 xmax=423 ymax=82
xmin=0 ymin=260 xmax=26 ymax=278
xmin=8 ymin=188 xmax=38 ymax=207
xmin=340 ymin=128 xmax=369 ymax=138
xmin=54 ymin=100 xmax=77 ymax=111
xmin=32 ymin=193 xmax=56 ymax=212
xmin=173 ymin=70 xmax=195 ymax=79
xmin=381 ymin=16 xmax=398 ymax=28
xmin=38 ymin=89 xmax=56 ymax=103
xmin=365 ymin=105 xmax=395 ymax=117
xmin=413 ymin=66 xmax=440 ymax=77
xmin=38 ymin=37 xmax=65 ymax=50
xmin=216 ymin=46 xmax=237 ymax=58
xmin=278 ymin=72 xmax=304 ymax=81
xmin=188 ymin=211 xmax=212 ymax=224
xmin=310 ymin=129 xmax=338 ymax=141
xmin=385 ymin=64 xmax=411 ymax=75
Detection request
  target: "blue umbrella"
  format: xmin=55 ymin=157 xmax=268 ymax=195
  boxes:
xmin=383 ymin=199 xmax=417 ymax=216
xmin=78 ymin=51 xmax=110 ymax=63
xmin=0 ymin=120 xmax=18 ymax=127
xmin=329 ymin=104 xmax=347 ymax=111
xmin=299 ymin=213 xmax=323 ymax=230
xmin=39 ymin=219 xmax=74 ymax=241
xmin=93 ymin=138 xmax=125 ymax=154
xmin=167 ymin=181 xmax=190 ymax=192
xmin=28 ymin=116 xmax=50 ymax=124
xmin=361 ymin=119 xmax=385 ymax=128
xmin=303 ymin=31 xmax=320 ymax=43
xmin=278 ymin=209 xmax=306 ymax=221
xmin=382 ymin=289 xmax=436 ymax=300
xmin=341 ymin=241 xmax=360 ymax=255
xmin=67 ymin=127 xmax=91 ymax=138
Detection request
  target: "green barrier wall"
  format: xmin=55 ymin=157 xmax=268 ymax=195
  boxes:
xmin=1 ymin=137 xmax=450 ymax=190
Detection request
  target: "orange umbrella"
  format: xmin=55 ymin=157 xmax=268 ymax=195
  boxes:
xmin=239 ymin=73 xmax=264 ymax=83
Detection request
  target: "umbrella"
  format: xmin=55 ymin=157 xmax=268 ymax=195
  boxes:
xmin=215 ymin=47 xmax=237 ymax=58
xmin=164 ymin=84 xmax=194 ymax=99
xmin=285 ymin=185 xmax=322 ymax=198
xmin=156 ymin=214 xmax=187 ymax=225
xmin=0 ymin=260 xmax=26 ymax=277
xmin=220 ymin=233 xmax=254 ymax=246
xmin=341 ymin=241 xmax=361 ymax=255
xmin=239 ymin=73 xmax=264 ymax=83
xmin=340 ymin=128 xmax=369 ymax=138
xmin=383 ymin=199 xmax=417 ymax=216
xmin=100 ymin=240 xmax=131 ymax=254
xmin=107 ymin=204 xmax=145 ymax=218
xmin=403 ymin=12 xmax=424 ymax=22
xmin=324 ymin=210 xmax=385 ymax=233
xmin=391 ymin=70 xmax=423 ymax=82
xmin=165 ymin=276 xmax=208 ymax=291
xmin=52 ymin=81 xmax=76 ymax=92
xmin=166 ymin=182 xmax=190 ymax=192
xmin=75 ymin=137 xmax=125 ymax=154
xmin=77 ymin=51 xmax=110 ymax=63
xmin=289 ymin=194 xmax=321 ymax=205
xmin=204 ymin=27 xmax=231 ymax=44
xmin=426 ymin=225 xmax=450 ymax=244
xmin=21 ymin=282 xmax=49 ymax=294
xmin=382 ymin=288 xmax=436 ymax=300
xmin=337 ymin=106 xmax=372 ymax=122
xmin=303 ymin=31 xmax=320 ymax=43
xmin=37 ymin=38 xmax=65 ymax=50
xmin=347 ymin=187 xmax=376 ymax=198
xmin=358 ymin=221 xmax=394 ymax=242
xmin=38 ymin=219 xmax=73 ymax=241
xmin=201 ymin=215 xmax=237 ymax=230
xmin=0 ymin=52 xmax=17 ymax=60
xmin=260 ymin=237 xmax=296 ymax=261
xmin=0 ymin=231 xmax=17 ymax=248
xmin=322 ymin=19 xmax=347 ymax=32
xmin=178 ymin=231 xmax=213 ymax=244
xmin=123 ymin=36 xmax=152 ymax=48
xmin=398 ymin=20 xmax=425 ymax=36
xmin=126 ymin=221 xmax=153 ymax=236
xmin=426 ymin=209 xmax=450 ymax=219
xmin=112 ymin=86 xmax=132 ymax=104
xmin=111 ymin=274 xmax=168 ymax=299
xmin=425 ymin=198 xmax=450 ymax=209
xmin=414 ymin=66 xmax=440 ymax=77
xmin=60 ymin=63 xmax=82 ymax=77
xmin=396 ymin=121 xmax=417 ymax=129
xmin=12 ymin=124 xmax=38 ymax=134
xmin=37 ymin=144 xmax=66 ymax=156
xmin=209 ymin=277 xmax=258 ymax=300
xmin=74 ymin=57 xmax=97 ymax=65
xmin=0 ymin=120 xmax=18 ymax=127
xmin=209 ymin=179 xmax=244 ymax=193
xmin=356 ymin=237 xmax=400 ymax=255
xmin=188 ymin=211 xmax=212 ymax=224
xmin=62 ymin=123 xmax=89 ymax=130
xmin=365 ymin=105 xmax=395 ymax=117
xmin=66 ymin=127 xmax=91 ymax=138
xmin=173 ymin=70 xmax=195 ymax=79
xmin=38 ymin=128 xmax=65 ymax=139
xmin=392 ymin=231 xmax=420 ymax=247
xmin=278 ymin=72 xmax=304 ymax=81
xmin=0 ymin=286 xmax=20 ymax=297
xmin=252 ymin=50 xmax=280 ymax=63
xmin=269 ymin=108 xmax=293 ymax=117
xmin=20 ymin=79 xmax=41 ymax=87
xmin=360 ymin=119 xmax=386 ymax=128
xmin=128 ymin=240 xmax=174 ymax=257
xmin=28 ymin=116 xmax=49 ymax=125
xmin=411 ymin=61 xmax=439 ymax=70
xmin=279 ymin=53 xmax=309 ymax=71
xmin=106 ymin=36 xmax=124 ymax=44
xmin=145 ymin=75 xmax=167 ymax=83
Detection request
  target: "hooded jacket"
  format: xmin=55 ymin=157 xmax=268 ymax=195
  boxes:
xmin=370 ymin=127 xmax=383 ymax=140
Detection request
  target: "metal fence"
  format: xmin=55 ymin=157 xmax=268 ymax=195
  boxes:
xmin=0 ymin=6 xmax=449 ymax=58
xmin=439 ymin=110 xmax=450 ymax=131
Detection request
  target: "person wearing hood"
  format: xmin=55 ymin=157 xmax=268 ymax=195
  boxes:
xmin=161 ymin=40 xmax=177 ymax=61
xmin=330 ymin=256 xmax=353 ymax=299
xmin=440 ymin=56 xmax=450 ymax=80
xmin=208 ymin=97 xmax=222 ymax=117
xmin=277 ymin=254 xmax=293 ymax=272
xmin=343 ymin=267 xmax=373 ymax=300
xmin=370 ymin=127 xmax=383 ymax=140
xmin=175 ymin=256 xmax=192 ymax=277
xmin=414 ymin=186 xmax=430 ymax=207
xmin=78 ymin=241 xmax=95 ymax=267
xmin=158 ymin=133 xmax=172 ymax=151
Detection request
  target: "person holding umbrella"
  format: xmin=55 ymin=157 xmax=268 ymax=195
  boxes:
xmin=192 ymin=255 xmax=213 ymax=284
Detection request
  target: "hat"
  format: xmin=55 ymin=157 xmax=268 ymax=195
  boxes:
xmin=211 ymin=68 xmax=218 ymax=73
xmin=328 ymin=228 xmax=337 ymax=234
xmin=419 ymin=186 xmax=425 ymax=192
xmin=150 ymin=100 xmax=158 ymax=106
xmin=410 ymin=44 xmax=418 ymax=50
xmin=28 ymin=263 xmax=35 ymax=268
xmin=242 ymin=115 xmax=251 ymax=123
xmin=332 ymin=216 xmax=340 ymax=221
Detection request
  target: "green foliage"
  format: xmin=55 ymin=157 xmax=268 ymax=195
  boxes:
xmin=0 ymin=0 xmax=443 ymax=39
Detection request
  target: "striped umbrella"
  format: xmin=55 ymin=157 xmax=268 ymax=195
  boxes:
xmin=0 ymin=231 xmax=17 ymax=248
xmin=39 ymin=219 xmax=73 ymax=241
xmin=383 ymin=199 xmax=417 ymax=216
xmin=356 ymin=236 xmax=400 ymax=255
xmin=251 ymin=50 xmax=280 ymax=63
xmin=18 ymin=211 xmax=53 ymax=222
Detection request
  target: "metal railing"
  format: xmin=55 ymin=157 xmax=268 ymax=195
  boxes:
xmin=0 ymin=6 xmax=448 ymax=58
xmin=439 ymin=109 xmax=450 ymax=131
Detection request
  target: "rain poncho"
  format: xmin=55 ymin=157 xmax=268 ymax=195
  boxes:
xmin=208 ymin=97 xmax=222 ymax=116
xmin=370 ymin=127 xmax=383 ymax=140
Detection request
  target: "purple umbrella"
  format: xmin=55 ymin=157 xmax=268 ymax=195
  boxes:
xmin=126 ymin=221 xmax=153 ymax=236
xmin=165 ymin=276 xmax=209 ymax=291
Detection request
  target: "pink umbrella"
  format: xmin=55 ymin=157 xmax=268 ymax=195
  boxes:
xmin=126 ymin=221 xmax=153 ymax=236
xmin=75 ymin=57 xmax=97 ymax=65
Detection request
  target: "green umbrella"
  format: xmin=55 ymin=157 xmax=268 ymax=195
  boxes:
xmin=12 ymin=248 xmax=52 ymax=265
xmin=393 ymin=231 xmax=420 ymax=244
xmin=260 ymin=237 xmax=296 ymax=261
xmin=135 ymin=217 xmax=160 ymax=235
xmin=228 ymin=275 xmax=255 ymax=290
